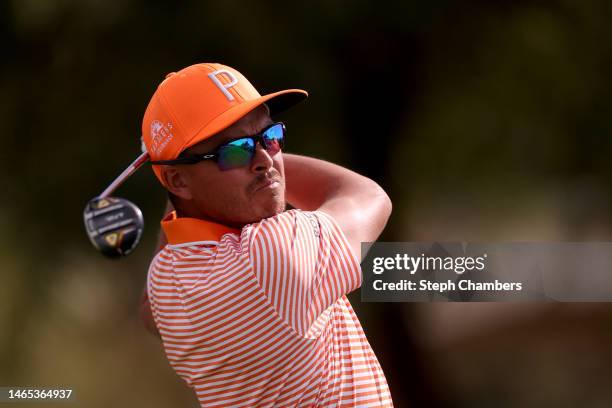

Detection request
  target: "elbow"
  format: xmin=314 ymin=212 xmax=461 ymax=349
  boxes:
xmin=384 ymin=193 xmax=393 ymax=222
xmin=373 ymin=183 xmax=392 ymax=223
xmin=355 ymin=180 xmax=392 ymax=233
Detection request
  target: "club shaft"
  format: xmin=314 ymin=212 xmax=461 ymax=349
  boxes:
xmin=99 ymin=152 xmax=150 ymax=198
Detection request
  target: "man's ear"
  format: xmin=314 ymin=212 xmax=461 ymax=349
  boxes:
xmin=161 ymin=166 xmax=193 ymax=200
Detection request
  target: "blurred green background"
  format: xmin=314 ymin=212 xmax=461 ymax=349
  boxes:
xmin=2 ymin=0 xmax=612 ymax=407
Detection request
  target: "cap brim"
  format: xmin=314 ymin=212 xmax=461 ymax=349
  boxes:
xmin=183 ymin=89 xmax=308 ymax=150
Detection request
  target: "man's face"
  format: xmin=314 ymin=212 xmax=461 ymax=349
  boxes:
xmin=162 ymin=105 xmax=286 ymax=227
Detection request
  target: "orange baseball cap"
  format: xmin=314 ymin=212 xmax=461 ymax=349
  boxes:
xmin=141 ymin=63 xmax=308 ymax=184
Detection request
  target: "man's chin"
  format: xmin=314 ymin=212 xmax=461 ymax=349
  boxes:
xmin=256 ymin=199 xmax=286 ymax=221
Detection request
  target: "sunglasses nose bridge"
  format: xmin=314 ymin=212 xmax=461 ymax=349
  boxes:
xmin=253 ymin=135 xmax=265 ymax=149
xmin=250 ymin=140 xmax=275 ymax=173
xmin=217 ymin=124 xmax=283 ymax=171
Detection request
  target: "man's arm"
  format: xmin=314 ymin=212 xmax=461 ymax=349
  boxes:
xmin=283 ymin=153 xmax=392 ymax=260
xmin=140 ymin=200 xmax=173 ymax=338
xmin=140 ymin=286 xmax=160 ymax=338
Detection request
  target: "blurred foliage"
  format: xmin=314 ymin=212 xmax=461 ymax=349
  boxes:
xmin=2 ymin=0 xmax=612 ymax=407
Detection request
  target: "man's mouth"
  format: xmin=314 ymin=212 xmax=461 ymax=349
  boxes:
xmin=254 ymin=178 xmax=281 ymax=192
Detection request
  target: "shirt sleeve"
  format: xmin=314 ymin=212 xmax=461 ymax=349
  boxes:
xmin=244 ymin=209 xmax=361 ymax=338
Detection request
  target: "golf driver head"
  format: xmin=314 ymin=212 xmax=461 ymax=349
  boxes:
xmin=83 ymin=197 xmax=144 ymax=258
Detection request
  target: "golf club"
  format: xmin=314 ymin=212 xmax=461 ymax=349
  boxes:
xmin=83 ymin=152 xmax=149 ymax=258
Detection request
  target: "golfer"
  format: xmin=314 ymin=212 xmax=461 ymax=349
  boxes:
xmin=139 ymin=63 xmax=393 ymax=407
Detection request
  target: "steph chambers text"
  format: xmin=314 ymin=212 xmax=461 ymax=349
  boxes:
xmin=373 ymin=279 xmax=523 ymax=292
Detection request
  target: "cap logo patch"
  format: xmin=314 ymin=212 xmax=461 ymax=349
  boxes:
xmin=208 ymin=69 xmax=238 ymax=101
xmin=150 ymin=120 xmax=174 ymax=155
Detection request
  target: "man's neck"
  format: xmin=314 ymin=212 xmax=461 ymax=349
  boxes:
xmin=174 ymin=202 xmax=245 ymax=229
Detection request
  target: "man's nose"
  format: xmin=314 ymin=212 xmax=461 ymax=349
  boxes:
xmin=250 ymin=143 xmax=274 ymax=173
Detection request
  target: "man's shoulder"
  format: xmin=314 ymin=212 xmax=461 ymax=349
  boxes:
xmin=242 ymin=209 xmax=323 ymax=233
xmin=242 ymin=209 xmax=343 ymax=246
xmin=245 ymin=208 xmax=336 ymax=227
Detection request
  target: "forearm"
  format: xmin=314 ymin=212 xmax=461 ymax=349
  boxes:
xmin=284 ymin=153 xmax=382 ymax=210
xmin=283 ymin=153 xmax=392 ymax=256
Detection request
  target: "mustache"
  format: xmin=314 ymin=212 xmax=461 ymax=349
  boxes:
xmin=250 ymin=171 xmax=282 ymax=192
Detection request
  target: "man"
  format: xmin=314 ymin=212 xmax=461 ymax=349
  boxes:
xmin=140 ymin=63 xmax=393 ymax=407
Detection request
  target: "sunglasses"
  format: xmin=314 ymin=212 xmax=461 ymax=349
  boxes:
xmin=150 ymin=122 xmax=285 ymax=171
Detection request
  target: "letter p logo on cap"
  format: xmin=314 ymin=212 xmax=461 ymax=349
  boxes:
xmin=208 ymin=69 xmax=239 ymax=101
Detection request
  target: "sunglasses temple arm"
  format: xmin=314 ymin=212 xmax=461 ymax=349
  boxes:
xmin=99 ymin=152 xmax=150 ymax=199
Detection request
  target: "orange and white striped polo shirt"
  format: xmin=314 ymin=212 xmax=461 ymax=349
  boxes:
xmin=147 ymin=209 xmax=393 ymax=407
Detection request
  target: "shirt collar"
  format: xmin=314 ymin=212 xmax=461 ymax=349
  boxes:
xmin=161 ymin=211 xmax=240 ymax=244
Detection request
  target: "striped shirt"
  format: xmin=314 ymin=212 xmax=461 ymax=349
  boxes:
xmin=147 ymin=209 xmax=393 ymax=407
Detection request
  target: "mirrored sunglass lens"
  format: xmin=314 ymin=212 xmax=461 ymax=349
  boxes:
xmin=262 ymin=124 xmax=284 ymax=154
xmin=218 ymin=139 xmax=255 ymax=170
